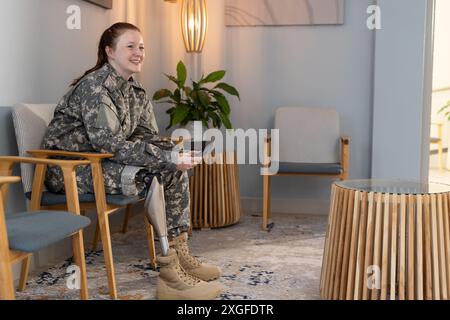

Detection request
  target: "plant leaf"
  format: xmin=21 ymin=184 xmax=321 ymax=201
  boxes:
xmin=190 ymin=91 xmax=199 ymax=105
xmin=152 ymin=89 xmax=172 ymax=101
xmin=171 ymin=105 xmax=189 ymax=126
xmin=191 ymin=109 xmax=201 ymax=120
xmin=176 ymin=61 xmax=187 ymax=87
xmin=164 ymin=73 xmax=179 ymax=86
xmin=219 ymin=113 xmax=232 ymax=129
xmin=198 ymin=91 xmax=211 ymax=107
xmin=208 ymin=111 xmax=221 ymax=128
xmin=215 ymin=83 xmax=240 ymax=100
xmin=214 ymin=94 xmax=231 ymax=115
xmin=202 ymin=70 xmax=226 ymax=84
xmin=172 ymin=89 xmax=182 ymax=103
xmin=184 ymin=86 xmax=192 ymax=97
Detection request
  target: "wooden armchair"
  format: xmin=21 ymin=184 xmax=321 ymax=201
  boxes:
xmin=9 ymin=103 xmax=157 ymax=299
xmin=0 ymin=157 xmax=91 ymax=299
xmin=261 ymin=107 xmax=350 ymax=230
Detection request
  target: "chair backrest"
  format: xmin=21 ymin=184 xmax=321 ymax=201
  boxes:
xmin=274 ymin=107 xmax=340 ymax=163
xmin=12 ymin=104 xmax=56 ymax=193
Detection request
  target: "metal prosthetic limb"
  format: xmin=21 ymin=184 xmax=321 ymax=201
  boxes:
xmin=144 ymin=176 xmax=170 ymax=256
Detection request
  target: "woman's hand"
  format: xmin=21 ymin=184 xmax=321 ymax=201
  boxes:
xmin=176 ymin=151 xmax=202 ymax=171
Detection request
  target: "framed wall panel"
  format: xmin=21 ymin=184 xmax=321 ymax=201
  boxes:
xmin=225 ymin=0 xmax=345 ymax=26
xmin=84 ymin=0 xmax=113 ymax=9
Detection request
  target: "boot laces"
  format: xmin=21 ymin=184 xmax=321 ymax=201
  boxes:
xmin=175 ymin=263 xmax=201 ymax=286
xmin=178 ymin=241 xmax=202 ymax=268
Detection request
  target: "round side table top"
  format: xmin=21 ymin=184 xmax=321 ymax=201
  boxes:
xmin=334 ymin=179 xmax=450 ymax=195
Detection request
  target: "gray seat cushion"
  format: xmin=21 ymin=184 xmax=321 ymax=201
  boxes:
xmin=7 ymin=211 xmax=91 ymax=253
xmin=277 ymin=162 xmax=343 ymax=174
xmin=25 ymin=192 xmax=142 ymax=206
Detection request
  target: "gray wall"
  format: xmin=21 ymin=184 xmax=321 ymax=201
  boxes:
xmin=372 ymin=0 xmax=433 ymax=181
xmin=0 ymin=1 xmax=43 ymax=207
xmin=222 ymin=0 xmax=376 ymax=213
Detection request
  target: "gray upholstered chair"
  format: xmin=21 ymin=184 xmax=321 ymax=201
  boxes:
xmin=4 ymin=103 xmax=157 ymax=299
xmin=0 ymin=173 xmax=91 ymax=300
xmin=261 ymin=106 xmax=349 ymax=230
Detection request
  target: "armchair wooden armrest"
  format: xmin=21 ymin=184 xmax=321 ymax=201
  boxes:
xmin=0 ymin=156 xmax=90 ymax=170
xmin=340 ymin=136 xmax=349 ymax=145
xmin=27 ymin=149 xmax=113 ymax=162
xmin=25 ymin=151 xmax=111 ymax=214
xmin=0 ymin=176 xmax=21 ymax=186
xmin=0 ymin=156 xmax=91 ymax=214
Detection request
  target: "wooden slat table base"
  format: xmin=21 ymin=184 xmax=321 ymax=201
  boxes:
xmin=320 ymin=184 xmax=450 ymax=300
xmin=189 ymin=152 xmax=242 ymax=229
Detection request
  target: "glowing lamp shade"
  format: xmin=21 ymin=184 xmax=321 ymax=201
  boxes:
xmin=181 ymin=0 xmax=208 ymax=53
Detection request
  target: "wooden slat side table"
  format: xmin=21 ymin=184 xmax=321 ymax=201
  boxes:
xmin=320 ymin=179 xmax=450 ymax=300
xmin=189 ymin=152 xmax=242 ymax=229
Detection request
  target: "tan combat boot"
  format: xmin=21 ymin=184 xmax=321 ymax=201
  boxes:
xmin=170 ymin=232 xmax=222 ymax=281
xmin=156 ymin=249 xmax=222 ymax=300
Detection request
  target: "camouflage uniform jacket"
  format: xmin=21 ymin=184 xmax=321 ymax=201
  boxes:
xmin=42 ymin=63 xmax=175 ymax=195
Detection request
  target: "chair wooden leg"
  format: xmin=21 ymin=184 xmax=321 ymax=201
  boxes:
xmin=17 ymin=254 xmax=32 ymax=292
xmin=91 ymin=221 xmax=100 ymax=251
xmin=0 ymin=253 xmax=14 ymax=300
xmin=122 ymin=204 xmax=132 ymax=234
xmin=0 ymin=195 xmax=15 ymax=300
xmin=144 ymin=217 xmax=157 ymax=269
xmin=98 ymin=212 xmax=117 ymax=299
xmin=262 ymin=175 xmax=271 ymax=231
xmin=72 ymin=231 xmax=89 ymax=300
xmin=0 ymin=261 xmax=14 ymax=300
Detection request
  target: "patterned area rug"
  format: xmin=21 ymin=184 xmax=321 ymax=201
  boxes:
xmin=16 ymin=212 xmax=327 ymax=300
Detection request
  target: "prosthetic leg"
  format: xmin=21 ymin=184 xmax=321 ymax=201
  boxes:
xmin=143 ymin=175 xmax=222 ymax=300
xmin=144 ymin=175 xmax=169 ymax=256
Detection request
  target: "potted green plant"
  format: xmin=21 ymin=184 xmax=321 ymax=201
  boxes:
xmin=152 ymin=61 xmax=240 ymax=130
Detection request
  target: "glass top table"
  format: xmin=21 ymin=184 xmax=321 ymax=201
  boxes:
xmin=334 ymin=179 xmax=450 ymax=195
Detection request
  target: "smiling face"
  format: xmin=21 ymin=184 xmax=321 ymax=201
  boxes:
xmin=106 ymin=29 xmax=145 ymax=80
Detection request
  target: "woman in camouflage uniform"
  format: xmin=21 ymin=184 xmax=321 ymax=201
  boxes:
xmin=42 ymin=22 xmax=221 ymax=300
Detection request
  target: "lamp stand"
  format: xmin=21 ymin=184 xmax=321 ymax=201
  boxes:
xmin=188 ymin=52 xmax=203 ymax=82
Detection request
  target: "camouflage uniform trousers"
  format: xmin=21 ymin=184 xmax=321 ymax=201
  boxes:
xmin=45 ymin=160 xmax=190 ymax=240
